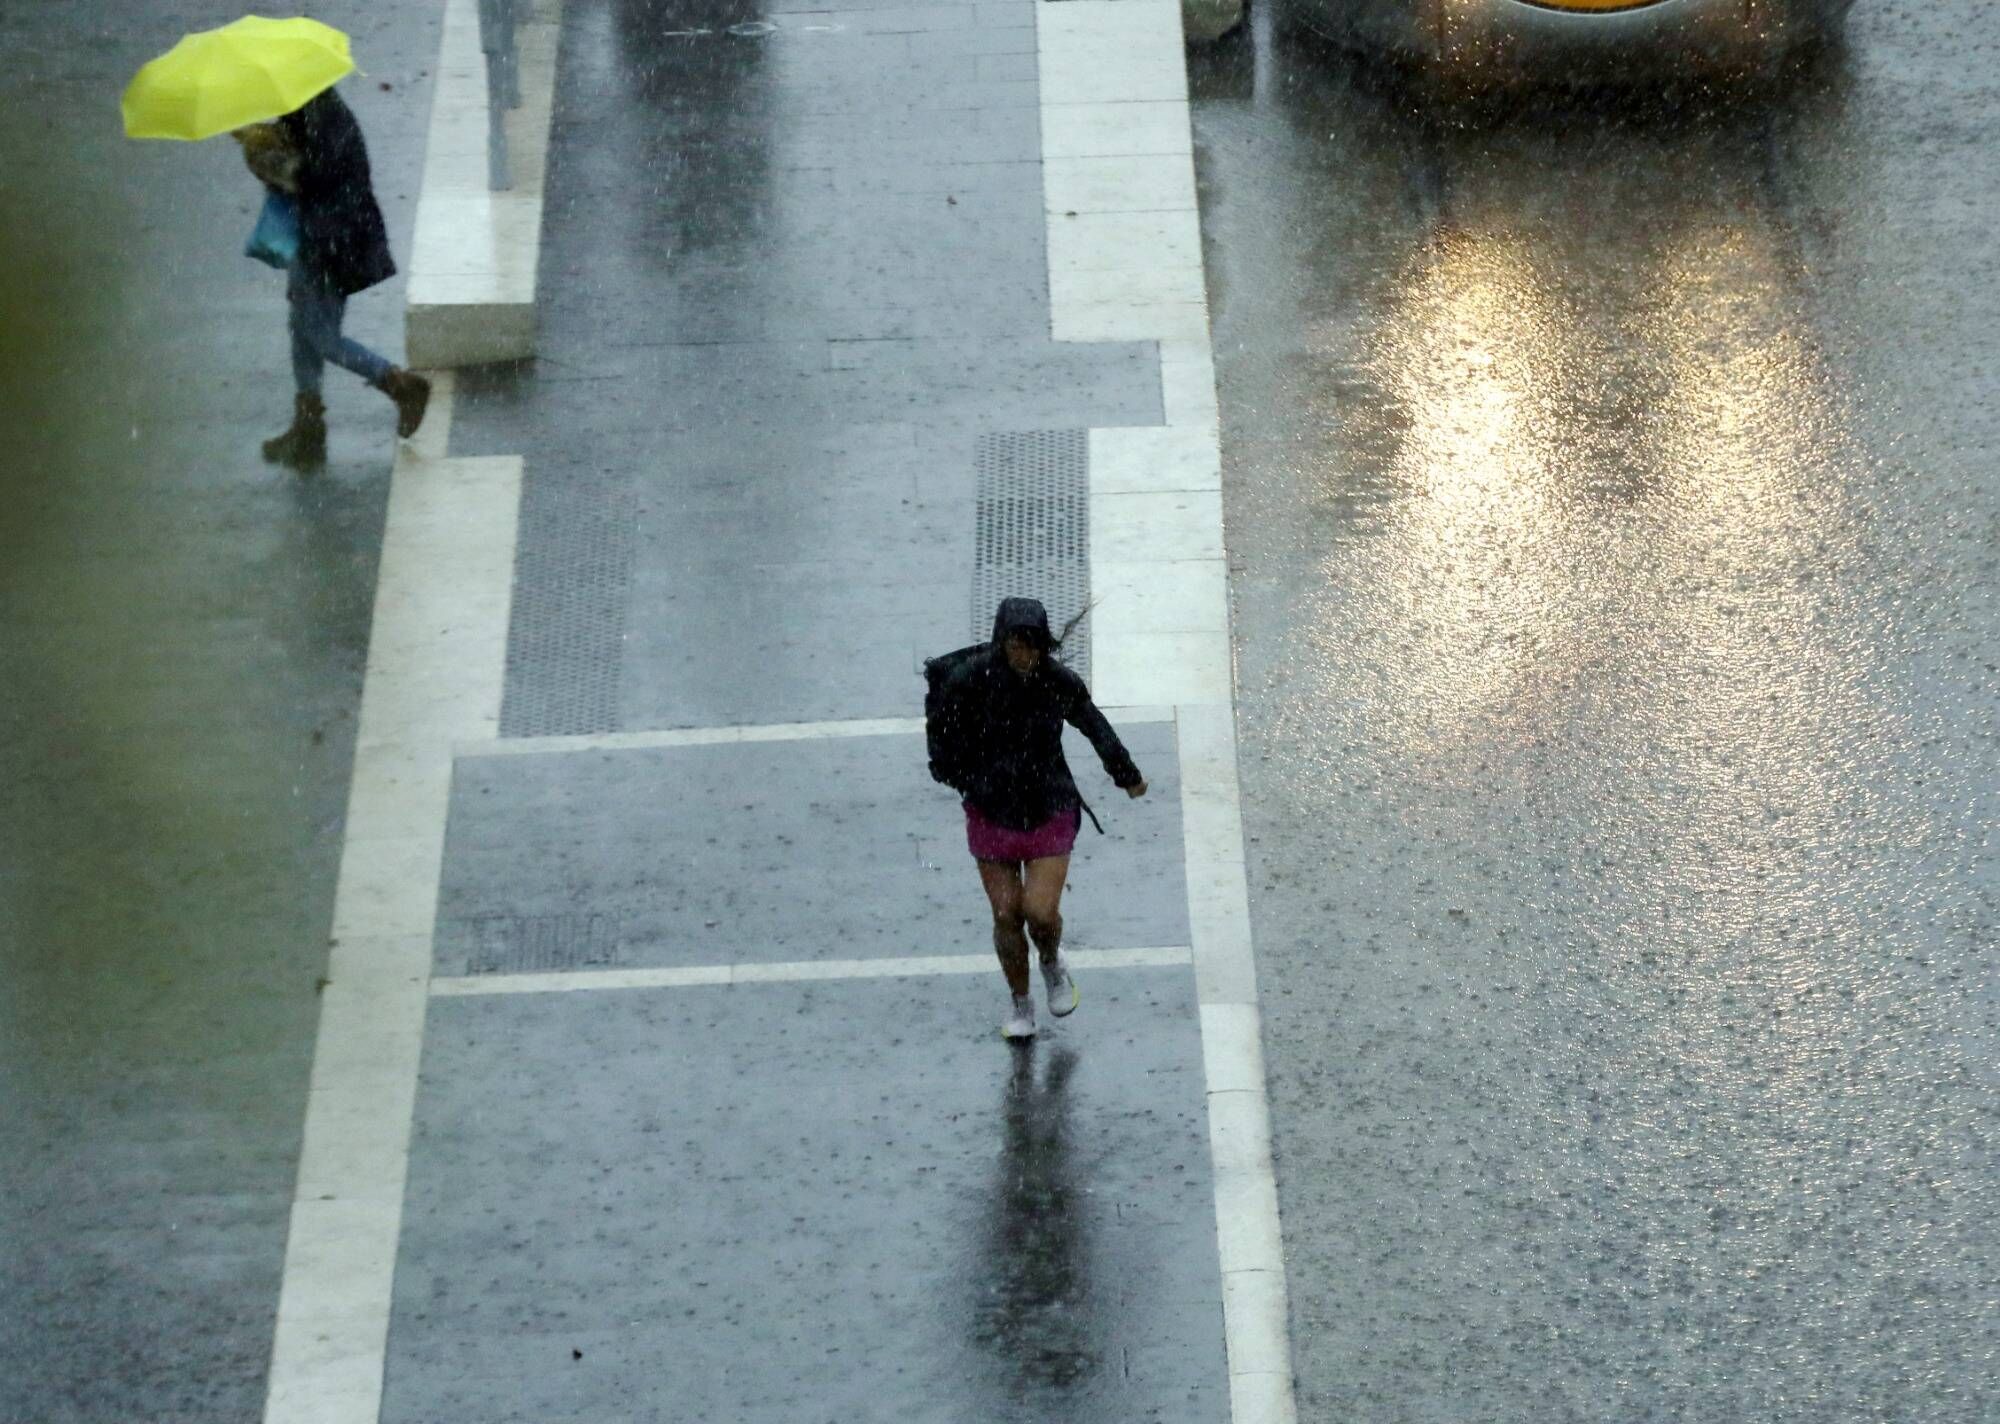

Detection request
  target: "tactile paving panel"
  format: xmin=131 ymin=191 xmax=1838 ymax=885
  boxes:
xmin=465 ymin=911 xmax=623 ymax=975
xmin=972 ymin=430 xmax=1091 ymax=682
xmin=498 ymin=471 xmax=636 ymax=738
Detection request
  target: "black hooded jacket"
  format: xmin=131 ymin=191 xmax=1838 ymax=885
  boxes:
xmin=927 ymin=598 xmax=1143 ymax=831
xmin=276 ymin=89 xmax=396 ymax=297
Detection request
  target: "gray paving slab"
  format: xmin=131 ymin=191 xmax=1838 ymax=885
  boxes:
xmin=434 ymin=724 xmax=1185 ymax=976
xmin=903 ymin=26 xmax=1042 ymax=58
xmin=450 ymin=0 xmax=1160 ymax=737
xmin=383 ymin=968 xmax=1226 ymax=1424
xmin=616 ymin=573 xmax=974 ymax=730
xmin=391 ymin=4 xmax=1229 ymax=1420
xmin=975 ymin=5 xmax=1037 ymax=29
xmin=769 ymin=0 xmax=994 ymax=11
xmin=809 ymin=8 xmax=982 ymax=35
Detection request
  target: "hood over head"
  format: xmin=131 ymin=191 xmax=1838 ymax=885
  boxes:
xmin=991 ymin=597 xmax=1055 ymax=651
xmin=277 ymin=87 xmax=368 ymax=197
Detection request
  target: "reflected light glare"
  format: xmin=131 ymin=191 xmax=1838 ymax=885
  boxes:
xmin=1303 ymin=199 xmax=1932 ymax=1118
xmin=1311 ymin=229 xmax=1576 ymax=746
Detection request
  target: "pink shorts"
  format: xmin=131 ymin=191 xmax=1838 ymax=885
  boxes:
xmin=964 ymin=802 xmax=1082 ymax=863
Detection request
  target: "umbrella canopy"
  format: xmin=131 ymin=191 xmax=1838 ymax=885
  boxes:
xmin=121 ymin=16 xmax=355 ymax=141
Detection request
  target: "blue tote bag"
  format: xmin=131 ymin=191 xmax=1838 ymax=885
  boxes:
xmin=245 ymin=191 xmax=300 ymax=270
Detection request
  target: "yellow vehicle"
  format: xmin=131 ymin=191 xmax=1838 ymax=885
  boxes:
xmin=1273 ymin=0 xmax=1854 ymax=86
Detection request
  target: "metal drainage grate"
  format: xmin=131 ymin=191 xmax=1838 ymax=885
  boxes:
xmin=499 ymin=469 xmax=636 ymax=738
xmin=465 ymin=912 xmax=622 ymax=975
xmin=973 ymin=430 xmax=1091 ymax=682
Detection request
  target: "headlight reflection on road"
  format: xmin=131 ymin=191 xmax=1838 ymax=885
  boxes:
xmin=1298 ymin=183 xmax=1965 ymax=1294
xmin=1618 ymin=217 xmax=1930 ymax=1074
xmin=1318 ymin=225 xmax=1591 ymax=753
xmin=1314 ymin=190 xmax=1931 ymax=1072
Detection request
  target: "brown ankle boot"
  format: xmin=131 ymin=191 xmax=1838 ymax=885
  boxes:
xmin=378 ymin=367 xmax=432 ymax=439
xmin=262 ymin=393 xmax=328 ymax=469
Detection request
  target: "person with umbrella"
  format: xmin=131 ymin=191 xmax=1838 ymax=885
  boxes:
xmin=123 ymin=17 xmax=430 ymax=469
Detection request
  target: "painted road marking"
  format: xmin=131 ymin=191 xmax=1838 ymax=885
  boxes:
xmin=432 ymin=944 xmax=1194 ymax=996
xmin=660 ymin=20 xmax=846 ymax=38
xmin=264 ymin=372 xmax=525 ymax=1424
xmin=458 ymin=717 xmax=928 ymax=757
xmin=453 ymin=704 xmax=1176 ymax=759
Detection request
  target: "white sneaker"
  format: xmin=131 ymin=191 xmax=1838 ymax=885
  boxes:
xmin=1001 ymin=993 xmax=1037 ymax=1040
xmin=1041 ymin=953 xmax=1079 ymax=1018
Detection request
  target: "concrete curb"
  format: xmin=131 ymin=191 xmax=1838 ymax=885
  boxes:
xmin=404 ymin=0 xmax=561 ymax=368
xmin=1038 ymin=3 xmax=1301 ymax=1420
xmin=260 ymin=377 xmax=531 ymax=1424
xmin=261 ymin=8 xmax=556 ymax=1418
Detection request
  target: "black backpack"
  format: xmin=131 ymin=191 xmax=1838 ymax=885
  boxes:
xmin=922 ymin=643 xmax=1106 ymax=834
xmin=922 ymin=643 xmax=985 ymax=792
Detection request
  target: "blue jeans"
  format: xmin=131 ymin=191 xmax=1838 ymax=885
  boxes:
xmin=288 ymin=267 xmax=392 ymax=395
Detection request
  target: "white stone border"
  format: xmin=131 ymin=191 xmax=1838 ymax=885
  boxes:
xmin=404 ymin=0 xmax=562 ymax=368
xmin=260 ymin=374 xmax=525 ymax=1424
xmin=432 ymin=944 xmax=1193 ymax=996
xmin=1039 ymin=5 xmax=1298 ymax=1420
xmin=266 ymin=7 xmax=566 ymax=1403
xmin=450 ymin=705 xmax=1178 ymax=760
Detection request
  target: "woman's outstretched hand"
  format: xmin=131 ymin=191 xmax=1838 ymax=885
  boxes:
xmin=1126 ymin=779 xmax=1148 ymax=798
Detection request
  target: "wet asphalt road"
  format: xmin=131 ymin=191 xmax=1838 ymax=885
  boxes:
xmin=1190 ymin=6 xmax=1998 ymax=1421
xmin=0 ymin=4 xmax=438 ymax=1419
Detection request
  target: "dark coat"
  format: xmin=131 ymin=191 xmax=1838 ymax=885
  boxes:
xmin=928 ymin=598 xmax=1143 ymax=831
xmin=276 ymin=89 xmax=395 ymax=297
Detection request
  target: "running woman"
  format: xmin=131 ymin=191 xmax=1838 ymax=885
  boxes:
xmin=926 ymin=598 xmax=1148 ymax=1039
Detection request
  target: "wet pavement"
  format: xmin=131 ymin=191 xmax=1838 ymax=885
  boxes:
xmin=9 ymin=1 xmax=1249 ymax=1418
xmin=428 ymin=725 xmax=1188 ymax=975
xmin=450 ymin=0 xmax=1158 ymax=736
xmin=0 ymin=4 xmax=439 ymax=1420
xmin=13 ymin=0 xmax=1999 ymax=1419
xmin=381 ymin=5 xmax=1233 ymax=1419
xmin=387 ymin=970 xmax=1225 ymax=1422
xmin=1190 ymin=7 xmax=1999 ymax=1421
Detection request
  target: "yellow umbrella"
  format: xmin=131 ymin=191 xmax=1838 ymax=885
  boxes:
xmin=121 ymin=15 xmax=355 ymax=141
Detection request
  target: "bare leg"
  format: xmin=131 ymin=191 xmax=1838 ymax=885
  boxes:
xmin=1022 ymin=854 xmax=1071 ymax=966
xmin=977 ymin=859 xmax=1031 ymax=997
